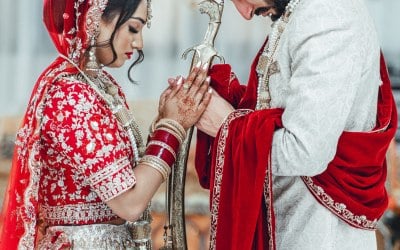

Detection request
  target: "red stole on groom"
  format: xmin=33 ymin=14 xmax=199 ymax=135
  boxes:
xmin=195 ymin=50 xmax=397 ymax=249
xmin=303 ymin=55 xmax=397 ymax=229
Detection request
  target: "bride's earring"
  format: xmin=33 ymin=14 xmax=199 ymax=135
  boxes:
xmin=85 ymin=38 xmax=100 ymax=74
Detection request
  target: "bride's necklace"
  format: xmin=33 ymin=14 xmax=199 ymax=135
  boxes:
xmin=59 ymin=54 xmax=145 ymax=163
xmin=256 ymin=0 xmax=301 ymax=110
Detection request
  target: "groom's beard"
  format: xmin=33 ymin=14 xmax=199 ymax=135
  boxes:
xmin=272 ymin=0 xmax=290 ymax=21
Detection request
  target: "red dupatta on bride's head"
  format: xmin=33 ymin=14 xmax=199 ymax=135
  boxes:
xmin=0 ymin=0 xmax=108 ymax=248
xmin=43 ymin=0 xmax=108 ymax=65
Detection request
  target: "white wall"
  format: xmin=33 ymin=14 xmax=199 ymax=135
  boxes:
xmin=0 ymin=0 xmax=268 ymax=116
xmin=0 ymin=0 xmax=398 ymax=116
xmin=365 ymin=0 xmax=400 ymax=70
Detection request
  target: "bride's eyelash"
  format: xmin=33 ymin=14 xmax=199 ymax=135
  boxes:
xmin=129 ymin=26 xmax=138 ymax=34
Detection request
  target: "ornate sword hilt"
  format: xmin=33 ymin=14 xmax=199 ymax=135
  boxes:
xmin=182 ymin=0 xmax=225 ymax=67
xmin=162 ymin=1 xmax=225 ymax=250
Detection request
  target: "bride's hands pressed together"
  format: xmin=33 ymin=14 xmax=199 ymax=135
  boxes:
xmin=158 ymin=64 xmax=212 ymax=130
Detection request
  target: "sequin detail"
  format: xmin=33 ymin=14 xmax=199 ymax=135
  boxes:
xmin=37 ymin=224 xmax=134 ymax=249
xmin=38 ymin=76 xmax=136 ymax=225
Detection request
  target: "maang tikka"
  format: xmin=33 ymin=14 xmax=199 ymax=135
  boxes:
xmin=146 ymin=0 xmax=152 ymax=28
xmin=85 ymin=37 xmax=101 ymax=75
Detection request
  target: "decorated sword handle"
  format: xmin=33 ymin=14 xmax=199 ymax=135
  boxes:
xmin=161 ymin=1 xmax=225 ymax=250
xmin=182 ymin=0 xmax=225 ymax=67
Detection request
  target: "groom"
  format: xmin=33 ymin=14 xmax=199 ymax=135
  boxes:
xmin=195 ymin=0 xmax=397 ymax=249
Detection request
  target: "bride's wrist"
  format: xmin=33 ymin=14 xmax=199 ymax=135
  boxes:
xmin=141 ymin=118 xmax=186 ymax=181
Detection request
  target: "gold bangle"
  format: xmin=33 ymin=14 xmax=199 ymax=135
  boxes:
xmin=164 ymin=119 xmax=186 ymax=138
xmin=139 ymin=155 xmax=171 ymax=181
xmin=155 ymin=123 xmax=185 ymax=142
xmin=141 ymin=162 xmax=168 ymax=181
xmin=149 ymin=117 xmax=158 ymax=135
xmin=157 ymin=118 xmax=186 ymax=138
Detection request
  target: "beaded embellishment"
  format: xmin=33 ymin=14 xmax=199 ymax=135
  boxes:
xmin=256 ymin=0 xmax=301 ymax=110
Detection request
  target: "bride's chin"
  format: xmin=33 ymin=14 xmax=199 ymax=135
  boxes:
xmin=109 ymin=60 xmax=125 ymax=68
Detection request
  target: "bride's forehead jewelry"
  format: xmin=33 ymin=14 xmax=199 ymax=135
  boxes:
xmin=147 ymin=0 xmax=152 ymax=28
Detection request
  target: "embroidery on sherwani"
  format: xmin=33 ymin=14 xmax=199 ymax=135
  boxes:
xmin=210 ymin=109 xmax=253 ymax=250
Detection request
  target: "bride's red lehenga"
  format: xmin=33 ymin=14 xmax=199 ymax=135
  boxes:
xmin=0 ymin=1 xmax=139 ymax=248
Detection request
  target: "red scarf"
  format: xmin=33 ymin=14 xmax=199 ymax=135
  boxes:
xmin=206 ymin=108 xmax=282 ymax=250
xmin=0 ymin=1 xmax=108 ymax=248
xmin=304 ymin=55 xmax=397 ymax=229
xmin=195 ymin=52 xmax=396 ymax=249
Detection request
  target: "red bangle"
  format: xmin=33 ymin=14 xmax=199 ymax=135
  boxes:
xmin=150 ymin=129 xmax=180 ymax=152
xmin=145 ymin=144 xmax=175 ymax=167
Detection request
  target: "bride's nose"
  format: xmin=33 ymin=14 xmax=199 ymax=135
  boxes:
xmin=131 ymin=35 xmax=143 ymax=50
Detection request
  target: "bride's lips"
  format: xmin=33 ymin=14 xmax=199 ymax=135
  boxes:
xmin=126 ymin=52 xmax=133 ymax=59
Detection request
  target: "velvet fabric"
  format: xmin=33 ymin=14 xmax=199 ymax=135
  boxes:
xmin=195 ymin=47 xmax=396 ymax=248
xmin=207 ymin=108 xmax=282 ymax=249
xmin=304 ymin=55 xmax=397 ymax=229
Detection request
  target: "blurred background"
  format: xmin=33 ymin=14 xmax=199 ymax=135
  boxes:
xmin=0 ymin=0 xmax=399 ymax=249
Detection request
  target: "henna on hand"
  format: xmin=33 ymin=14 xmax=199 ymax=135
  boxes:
xmin=159 ymin=65 xmax=212 ymax=130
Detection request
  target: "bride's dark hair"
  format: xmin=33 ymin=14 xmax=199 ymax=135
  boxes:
xmin=99 ymin=0 xmax=145 ymax=83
